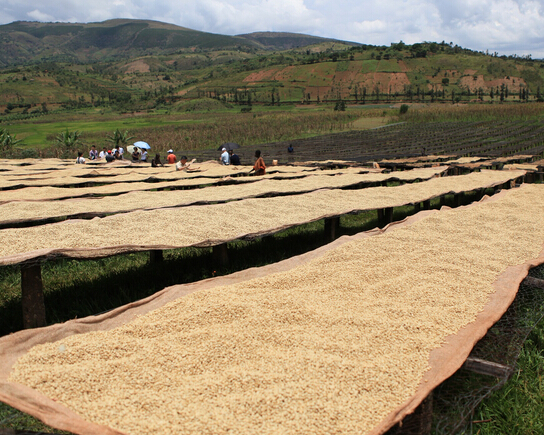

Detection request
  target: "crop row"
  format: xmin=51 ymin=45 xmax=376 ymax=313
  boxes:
xmin=185 ymin=120 xmax=544 ymax=165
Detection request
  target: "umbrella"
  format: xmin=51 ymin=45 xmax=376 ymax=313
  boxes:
xmin=218 ymin=142 xmax=240 ymax=151
xmin=134 ymin=141 xmax=151 ymax=150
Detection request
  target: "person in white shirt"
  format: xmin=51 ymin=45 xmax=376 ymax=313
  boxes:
xmin=220 ymin=148 xmax=230 ymax=165
xmin=76 ymin=151 xmax=86 ymax=164
xmin=141 ymin=149 xmax=149 ymax=162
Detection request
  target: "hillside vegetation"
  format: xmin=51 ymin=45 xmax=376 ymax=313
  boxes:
xmin=0 ymin=19 xmax=543 ymax=118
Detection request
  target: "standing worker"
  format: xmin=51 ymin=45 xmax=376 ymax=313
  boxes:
xmin=166 ymin=149 xmax=177 ymax=164
xmin=249 ymin=150 xmax=266 ymax=176
xmin=220 ymin=147 xmax=230 ymax=165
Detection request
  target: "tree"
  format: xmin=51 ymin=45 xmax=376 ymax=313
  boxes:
xmin=107 ymin=129 xmax=133 ymax=148
xmin=334 ymin=101 xmax=346 ymax=111
xmin=56 ymin=129 xmax=82 ymax=149
xmin=0 ymin=128 xmax=22 ymax=153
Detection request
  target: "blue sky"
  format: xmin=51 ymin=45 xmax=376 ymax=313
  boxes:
xmin=1 ymin=0 xmax=543 ymax=58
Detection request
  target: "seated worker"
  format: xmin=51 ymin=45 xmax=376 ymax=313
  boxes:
xmin=114 ymin=150 xmax=122 ymax=160
xmin=131 ymin=147 xmax=140 ymax=162
xmin=229 ymin=149 xmax=241 ymax=166
xmin=99 ymin=147 xmax=107 ymax=159
xmin=249 ymin=150 xmax=266 ymax=176
xmin=151 ymin=154 xmax=164 ymax=167
xmin=287 ymin=144 xmax=294 ymax=153
xmin=89 ymin=145 xmax=98 ymax=160
xmin=176 ymin=155 xmax=199 ymax=172
xmin=166 ymin=149 xmax=177 ymax=164
xmin=76 ymin=151 xmax=86 ymax=164
xmin=105 ymin=150 xmax=115 ymax=163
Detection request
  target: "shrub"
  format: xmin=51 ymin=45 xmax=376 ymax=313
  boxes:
xmin=400 ymin=104 xmax=409 ymax=115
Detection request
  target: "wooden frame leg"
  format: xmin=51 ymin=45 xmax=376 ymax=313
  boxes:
xmin=212 ymin=244 xmax=229 ymax=267
xmin=150 ymin=249 xmax=164 ymax=263
xmin=21 ymin=263 xmax=46 ymax=329
xmin=324 ymin=217 xmax=340 ymax=243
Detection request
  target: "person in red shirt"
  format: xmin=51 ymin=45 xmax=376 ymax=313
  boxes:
xmin=166 ymin=149 xmax=177 ymax=164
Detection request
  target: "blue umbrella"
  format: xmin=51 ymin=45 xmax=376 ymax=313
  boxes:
xmin=134 ymin=141 xmax=150 ymax=149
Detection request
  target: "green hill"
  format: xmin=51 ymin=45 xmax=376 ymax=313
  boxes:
xmin=0 ymin=20 xmax=357 ymax=67
xmin=0 ymin=20 xmax=543 ymax=115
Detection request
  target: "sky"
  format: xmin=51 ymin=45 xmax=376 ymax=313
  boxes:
xmin=1 ymin=0 xmax=543 ymax=58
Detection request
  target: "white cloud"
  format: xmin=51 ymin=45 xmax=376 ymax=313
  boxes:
xmin=26 ymin=9 xmax=55 ymax=22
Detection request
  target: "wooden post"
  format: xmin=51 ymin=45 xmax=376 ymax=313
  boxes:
xmin=21 ymin=263 xmax=46 ymax=329
xmin=392 ymin=392 xmax=433 ymax=435
xmin=324 ymin=217 xmax=340 ymax=243
xmin=149 ymin=249 xmax=164 ymax=263
xmin=453 ymin=193 xmax=462 ymax=207
xmin=383 ymin=207 xmax=394 ymax=225
xmin=212 ymin=244 xmax=229 ymax=267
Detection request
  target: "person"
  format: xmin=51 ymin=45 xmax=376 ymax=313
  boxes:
xmin=287 ymin=144 xmax=294 ymax=153
xmin=166 ymin=149 xmax=177 ymax=164
xmin=114 ymin=150 xmax=122 ymax=160
xmin=229 ymin=149 xmax=241 ymax=165
xmin=89 ymin=145 xmax=98 ymax=160
xmin=140 ymin=149 xmax=149 ymax=163
xmin=118 ymin=146 xmax=124 ymax=157
xmin=132 ymin=147 xmax=140 ymax=163
xmin=220 ymin=147 xmax=230 ymax=165
xmin=99 ymin=147 xmax=107 ymax=159
xmin=151 ymin=154 xmax=164 ymax=167
xmin=76 ymin=151 xmax=86 ymax=164
xmin=105 ymin=150 xmax=115 ymax=163
xmin=176 ymin=155 xmax=199 ymax=172
xmin=249 ymin=150 xmax=266 ymax=176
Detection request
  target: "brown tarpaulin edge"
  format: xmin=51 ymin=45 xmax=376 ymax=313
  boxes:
xmin=0 ymin=172 xmax=445 ymax=226
xmin=0 ymin=188 xmax=540 ymax=435
xmin=0 ymin=170 xmax=523 ymax=267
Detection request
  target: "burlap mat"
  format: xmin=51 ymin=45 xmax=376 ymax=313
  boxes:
xmin=0 ymin=187 xmax=542 ymax=434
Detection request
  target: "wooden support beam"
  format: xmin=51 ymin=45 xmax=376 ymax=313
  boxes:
xmin=523 ymin=276 xmax=544 ymax=289
xmin=462 ymin=357 xmax=513 ymax=379
xmin=324 ymin=217 xmax=340 ymax=243
xmin=21 ymin=263 xmax=46 ymax=329
xmin=149 ymin=249 xmax=164 ymax=263
xmin=212 ymin=244 xmax=229 ymax=267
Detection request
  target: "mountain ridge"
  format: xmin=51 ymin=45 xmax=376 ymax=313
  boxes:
xmin=0 ymin=19 xmax=358 ymax=67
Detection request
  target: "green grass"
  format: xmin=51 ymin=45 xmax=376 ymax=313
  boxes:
xmin=472 ymin=324 xmax=544 ymax=435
